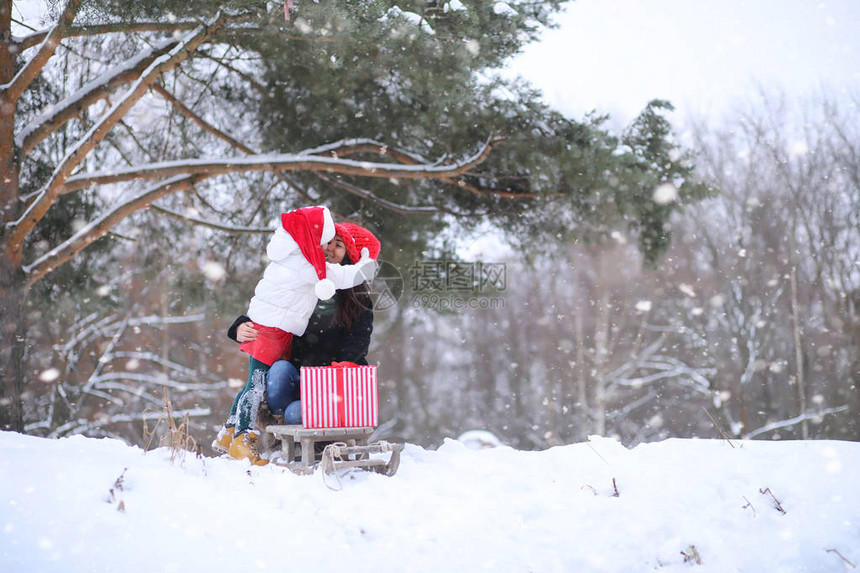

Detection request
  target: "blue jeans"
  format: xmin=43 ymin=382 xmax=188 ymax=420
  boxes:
xmin=266 ymin=360 xmax=302 ymax=424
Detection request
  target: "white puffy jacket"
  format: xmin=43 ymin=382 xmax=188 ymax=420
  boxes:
xmin=246 ymin=226 xmax=376 ymax=336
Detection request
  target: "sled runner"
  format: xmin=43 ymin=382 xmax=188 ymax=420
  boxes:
xmin=319 ymin=440 xmax=403 ymax=477
xmin=265 ymin=424 xmax=402 ymax=476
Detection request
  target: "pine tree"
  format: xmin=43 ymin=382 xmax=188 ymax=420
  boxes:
xmin=0 ymin=0 xmax=705 ymax=432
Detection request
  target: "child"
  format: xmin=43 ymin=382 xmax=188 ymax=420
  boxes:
xmin=222 ymin=206 xmax=376 ymax=465
xmin=230 ymin=222 xmax=382 ymax=428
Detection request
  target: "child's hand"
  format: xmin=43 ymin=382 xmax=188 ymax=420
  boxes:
xmin=356 ymin=248 xmax=377 ymax=282
xmin=236 ymin=322 xmax=259 ymax=342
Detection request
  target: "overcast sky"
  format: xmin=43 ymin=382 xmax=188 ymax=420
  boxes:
xmin=506 ymin=0 xmax=860 ymax=124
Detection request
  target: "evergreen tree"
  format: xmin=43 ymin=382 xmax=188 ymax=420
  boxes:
xmin=1 ymin=0 xmax=706 ymax=433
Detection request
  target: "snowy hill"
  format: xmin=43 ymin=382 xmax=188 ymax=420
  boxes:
xmin=1 ymin=431 xmax=858 ymax=572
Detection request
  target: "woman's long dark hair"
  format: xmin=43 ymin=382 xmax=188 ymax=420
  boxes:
xmin=334 ymin=283 xmax=372 ymax=328
xmin=333 ymin=251 xmax=373 ymax=328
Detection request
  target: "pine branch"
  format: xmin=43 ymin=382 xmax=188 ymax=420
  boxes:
xmin=151 ymin=81 xmax=316 ymax=204
xmin=17 ymin=38 xmax=179 ymax=155
xmin=6 ymin=13 xmax=228 ymax=255
xmin=23 ymin=175 xmax=198 ymax=286
xmin=307 ymin=138 xmax=432 ymax=165
xmin=16 ymin=21 xmax=334 ymax=52
xmin=151 ymin=82 xmax=249 ymax=149
xmin=311 ymin=136 xmax=540 ymax=198
xmin=59 ymin=137 xmax=499 ymax=193
xmin=1 ymin=0 xmax=82 ymax=103
xmin=25 ymin=140 xmax=497 ymax=282
xmin=150 ymin=204 xmax=271 ymax=234
xmin=16 ymin=21 xmax=197 ymax=51
xmin=192 ymin=50 xmax=267 ymax=96
xmin=315 ymin=172 xmax=440 ymax=215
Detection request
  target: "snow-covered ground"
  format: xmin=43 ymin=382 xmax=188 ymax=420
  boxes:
xmin=1 ymin=430 xmax=858 ymax=572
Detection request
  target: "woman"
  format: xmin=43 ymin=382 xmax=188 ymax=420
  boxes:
xmin=214 ymin=223 xmax=380 ymax=464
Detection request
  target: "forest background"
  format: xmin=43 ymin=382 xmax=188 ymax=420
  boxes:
xmin=1 ymin=0 xmax=857 ymax=450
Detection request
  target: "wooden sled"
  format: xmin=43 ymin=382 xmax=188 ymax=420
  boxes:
xmin=265 ymin=424 xmax=403 ymax=477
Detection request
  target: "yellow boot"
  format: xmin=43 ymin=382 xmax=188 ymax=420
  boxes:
xmin=228 ymin=430 xmax=268 ymax=466
xmin=211 ymin=425 xmax=235 ymax=455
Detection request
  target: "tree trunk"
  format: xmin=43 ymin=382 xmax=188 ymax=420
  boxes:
xmin=1 ymin=0 xmax=26 ymax=432
xmin=0 ymin=259 xmax=26 ymax=432
xmin=789 ymin=230 xmax=808 ymax=439
xmin=593 ymin=288 xmax=610 ymax=437
xmin=573 ymin=264 xmax=589 ymax=436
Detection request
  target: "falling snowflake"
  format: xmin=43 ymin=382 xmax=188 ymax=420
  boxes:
xmin=39 ymin=368 xmax=60 ymax=383
xmin=652 ymin=183 xmax=678 ymax=205
xmin=201 ymin=261 xmax=226 ymax=281
xmin=678 ymin=283 xmax=696 ymax=298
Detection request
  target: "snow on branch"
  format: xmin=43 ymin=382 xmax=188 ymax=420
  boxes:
xmin=6 ymin=12 xmax=229 ymax=255
xmin=59 ymin=137 xmax=499 ymax=193
xmin=308 ymin=136 xmax=535 ymax=199
xmin=80 ymin=387 xmax=125 ymax=408
xmin=608 ymin=355 xmax=714 ymax=394
xmin=54 ymin=299 xmax=205 ymax=366
xmin=107 ymin=350 xmax=207 ymax=380
xmin=1 ymin=0 xmax=82 ymax=103
xmin=90 ymin=375 xmax=220 ymax=396
xmin=743 ymin=405 xmax=850 ymax=439
xmin=606 ymin=333 xmax=714 ymax=395
xmin=17 ymin=38 xmax=179 ymax=156
xmin=41 ymin=304 xmax=216 ymax=437
xmin=23 ymin=175 xmax=197 ymax=286
xmin=57 ymin=308 xmax=205 ymax=354
xmin=42 ymin=408 xmax=212 ymax=439
xmin=306 ymin=138 xmax=432 ymax=165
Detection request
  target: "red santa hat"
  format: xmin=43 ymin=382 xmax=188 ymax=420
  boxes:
xmin=335 ymin=222 xmax=381 ymax=263
xmin=280 ymin=206 xmax=337 ymax=299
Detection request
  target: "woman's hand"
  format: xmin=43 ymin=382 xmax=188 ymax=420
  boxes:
xmin=236 ymin=321 xmax=259 ymax=343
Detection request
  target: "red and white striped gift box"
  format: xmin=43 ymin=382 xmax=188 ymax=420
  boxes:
xmin=300 ymin=365 xmax=378 ymax=429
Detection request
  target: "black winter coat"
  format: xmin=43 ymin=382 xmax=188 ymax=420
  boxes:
xmin=228 ymin=297 xmax=373 ymax=367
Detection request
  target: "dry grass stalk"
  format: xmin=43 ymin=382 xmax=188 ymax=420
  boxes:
xmin=105 ymin=468 xmax=127 ymax=512
xmin=143 ymin=387 xmax=199 ymax=463
xmin=579 ymin=479 xmax=619 ymax=497
xmin=825 ymin=548 xmax=856 ymax=569
xmin=681 ymin=545 xmax=702 ymax=565
xmin=741 ymin=496 xmax=757 ymax=517
xmin=702 ymin=407 xmax=736 ymax=448
xmin=759 ymin=487 xmax=786 ymax=514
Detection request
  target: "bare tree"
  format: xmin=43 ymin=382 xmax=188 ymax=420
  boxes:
xmin=679 ymin=90 xmax=858 ymax=439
